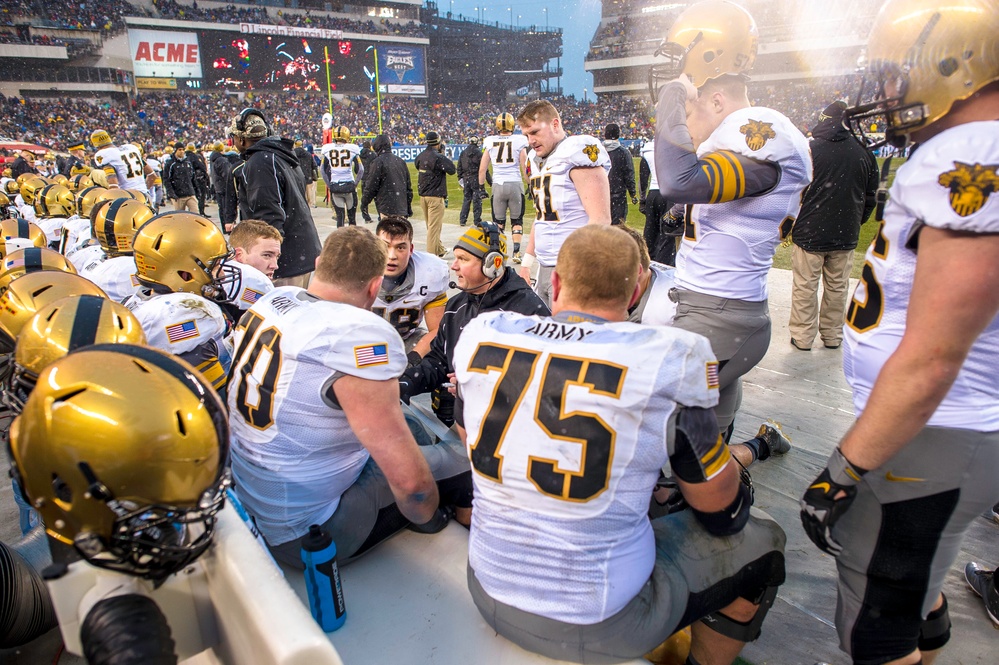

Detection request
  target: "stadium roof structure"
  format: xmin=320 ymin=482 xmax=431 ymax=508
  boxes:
xmin=0 ymin=141 xmax=49 ymax=155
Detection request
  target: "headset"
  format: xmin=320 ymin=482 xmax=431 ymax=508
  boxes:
xmin=479 ymin=220 xmax=504 ymax=280
xmin=234 ymin=108 xmax=270 ymax=137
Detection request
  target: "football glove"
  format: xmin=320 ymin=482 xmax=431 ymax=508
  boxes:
xmin=800 ymin=448 xmax=867 ymax=556
xmin=639 ymin=199 xmax=646 ymax=215
xmin=631 ymin=196 xmax=639 ymax=205
xmin=478 ymin=188 xmax=489 ymax=201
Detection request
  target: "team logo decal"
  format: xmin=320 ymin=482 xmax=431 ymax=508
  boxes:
xmin=385 ymin=54 xmax=415 ymax=82
xmin=740 ymin=119 xmax=776 ymax=151
xmin=937 ymin=162 xmax=999 ymax=217
xmin=582 ymin=144 xmax=600 ymax=163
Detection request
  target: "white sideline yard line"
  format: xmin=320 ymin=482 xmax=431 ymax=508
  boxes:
xmin=777 ymin=595 xmax=836 ymax=629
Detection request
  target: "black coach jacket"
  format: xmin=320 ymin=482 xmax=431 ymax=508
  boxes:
xmin=235 ymin=136 xmax=321 ymax=279
xmin=361 ymin=141 xmax=413 ymax=217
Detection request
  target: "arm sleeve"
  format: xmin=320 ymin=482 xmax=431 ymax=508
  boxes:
xmin=242 ymin=154 xmax=287 ymax=235
xmin=401 ymin=324 xmax=450 ymax=395
xmin=440 ymin=154 xmax=456 ymax=175
xmin=861 ymin=149 xmax=879 ymax=224
xmin=655 ymin=82 xmax=780 ymax=204
xmin=360 ymin=160 xmax=380 ymax=208
xmin=639 ymin=157 xmax=650 ymax=197
xmin=624 ymin=150 xmax=636 ymax=197
xmin=162 ymin=163 xmax=175 ymax=198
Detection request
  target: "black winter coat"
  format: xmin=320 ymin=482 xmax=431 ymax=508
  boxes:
xmin=295 ymin=147 xmax=318 ymax=184
xmin=793 ymin=120 xmax=879 ymax=253
xmin=456 ymin=144 xmax=483 ymax=183
xmin=401 ymin=268 xmax=549 ymax=397
xmin=360 ymin=148 xmax=413 ymax=217
xmin=164 ymin=156 xmax=197 ymax=198
xmin=605 ymin=141 xmax=636 ymax=201
xmin=234 ymin=136 xmax=320 ymax=279
xmin=415 ymin=146 xmax=455 ymax=198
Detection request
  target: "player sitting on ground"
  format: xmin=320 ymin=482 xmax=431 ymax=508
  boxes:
xmin=373 ymin=216 xmax=449 ymax=361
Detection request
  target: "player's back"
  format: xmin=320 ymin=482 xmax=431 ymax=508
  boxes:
xmin=484 ymin=134 xmax=529 ymax=184
xmin=118 ymin=144 xmax=150 ymax=193
xmin=323 ymin=142 xmax=362 ymax=184
xmin=453 ymin=310 xmax=718 ymax=625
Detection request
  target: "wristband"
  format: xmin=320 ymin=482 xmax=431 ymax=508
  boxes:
xmin=827 ymin=448 xmax=868 ymax=486
xmin=520 ymin=253 xmax=536 ymax=268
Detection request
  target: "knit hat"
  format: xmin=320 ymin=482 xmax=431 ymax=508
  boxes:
xmin=227 ymin=112 xmax=270 ymax=140
xmin=818 ymin=101 xmax=847 ymax=124
xmin=603 ymin=123 xmax=621 ymax=140
xmin=454 ymin=224 xmax=507 ymax=260
xmin=372 ymin=134 xmax=392 ymax=153
xmin=68 ymin=142 xmax=85 ymax=152
xmin=426 ymin=131 xmax=441 ymax=146
xmin=468 ymin=136 xmax=478 ymax=145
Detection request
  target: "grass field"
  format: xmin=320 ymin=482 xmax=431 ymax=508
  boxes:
xmin=319 ymin=155 xmax=900 ymax=282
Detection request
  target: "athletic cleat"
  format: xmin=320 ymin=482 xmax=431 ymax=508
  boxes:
xmin=512 ymin=251 xmax=523 ymax=264
xmin=965 ymin=562 xmax=999 ymax=627
xmin=756 ymin=420 xmax=792 ymax=460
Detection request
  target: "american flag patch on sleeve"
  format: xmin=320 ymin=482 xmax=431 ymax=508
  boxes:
xmin=706 ymin=361 xmax=719 ymax=389
xmin=165 ymin=319 xmax=199 ymax=343
xmin=241 ymin=288 xmax=263 ymax=305
xmin=354 ymin=343 xmax=389 ymax=367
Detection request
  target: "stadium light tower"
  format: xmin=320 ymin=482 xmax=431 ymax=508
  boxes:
xmin=509 ymin=7 xmax=513 ymax=27
xmin=543 ymin=7 xmax=548 ymax=30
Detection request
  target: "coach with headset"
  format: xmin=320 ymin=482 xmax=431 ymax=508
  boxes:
xmin=399 ymin=222 xmax=548 ymax=424
xmin=230 ymin=108 xmax=321 ymax=287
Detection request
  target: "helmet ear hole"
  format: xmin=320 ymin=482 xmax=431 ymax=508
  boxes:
xmin=175 ymin=411 xmax=187 ymax=436
xmin=52 ymin=473 xmax=73 ymax=506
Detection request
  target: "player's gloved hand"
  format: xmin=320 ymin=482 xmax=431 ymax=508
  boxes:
xmin=631 ymin=196 xmax=639 ymax=205
xmin=800 ymin=448 xmax=867 ymax=557
xmin=639 ymin=199 xmax=646 ymax=215
xmin=478 ymin=188 xmax=489 ymax=201
xmin=406 ymin=350 xmax=423 ymax=368
xmin=398 ymin=376 xmax=414 ymax=405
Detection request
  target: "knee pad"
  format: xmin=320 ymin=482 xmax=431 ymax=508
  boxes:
xmin=700 ymin=584 xmax=778 ymax=643
xmin=918 ymin=595 xmax=951 ymax=652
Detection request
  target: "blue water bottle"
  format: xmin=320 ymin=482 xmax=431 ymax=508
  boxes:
xmin=301 ymin=524 xmax=346 ymax=632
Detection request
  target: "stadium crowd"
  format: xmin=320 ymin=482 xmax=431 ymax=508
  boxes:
xmin=0 ymin=77 xmax=855 ymax=154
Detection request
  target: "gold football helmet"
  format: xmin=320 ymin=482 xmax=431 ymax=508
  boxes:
xmin=124 ymin=189 xmax=152 ymax=207
xmin=90 ymin=129 xmax=113 ymax=149
xmin=76 ymin=185 xmax=109 ymax=218
xmin=93 ymin=198 xmax=154 ymax=258
xmin=19 ymin=177 xmax=46 ymax=206
xmin=0 ymin=192 xmax=11 ymax=219
xmin=334 ymin=125 xmax=352 ymax=142
xmin=132 ymin=212 xmax=241 ymax=301
xmin=8 ymin=344 xmax=229 ymax=581
xmin=68 ymin=173 xmax=93 ymax=192
xmin=69 ymin=163 xmax=92 ymax=178
xmin=0 ymin=271 xmax=106 ymax=353
xmin=4 ymin=179 xmax=19 ymax=196
xmin=15 ymin=173 xmax=35 ymax=187
xmin=0 ymin=218 xmax=47 ymax=258
xmin=34 ymin=184 xmax=75 ymax=218
xmin=0 ymin=247 xmax=78 ymax=295
xmin=7 ymin=295 xmax=146 ymax=414
xmin=495 ymin=112 xmax=515 ymax=133
xmin=845 ymin=0 xmax=999 ymax=147
xmin=648 ymin=0 xmax=758 ymax=99
xmin=51 ymin=174 xmax=69 ymax=186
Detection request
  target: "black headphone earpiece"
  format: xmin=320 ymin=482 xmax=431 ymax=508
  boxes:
xmin=478 ymin=221 xmax=504 ymax=280
xmin=235 ymin=108 xmax=271 ymax=137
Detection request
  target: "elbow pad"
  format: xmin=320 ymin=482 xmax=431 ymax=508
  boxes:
xmin=670 ymin=407 xmax=729 ymax=484
xmin=691 ymin=481 xmax=752 ymax=537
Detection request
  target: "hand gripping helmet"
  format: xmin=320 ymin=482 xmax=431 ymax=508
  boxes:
xmin=75 ymin=185 xmax=109 ymax=219
xmin=648 ymin=0 xmax=758 ymax=100
xmin=34 ymin=184 xmax=75 ymax=218
xmin=334 ymin=125 xmax=352 ymax=142
xmin=844 ymin=0 xmax=999 ymax=148
xmin=495 ymin=112 xmax=516 ymax=133
xmin=19 ymin=176 xmax=46 ymax=207
xmin=0 ymin=218 xmax=47 ymax=258
xmin=6 ymin=295 xmax=146 ymax=414
xmin=68 ymin=173 xmax=93 ymax=192
xmin=131 ymin=212 xmax=241 ymax=302
xmin=94 ymin=198 xmax=155 ymax=258
xmin=8 ymin=344 xmax=229 ymax=582
xmin=90 ymin=129 xmax=113 ymax=149
xmin=0 ymin=247 xmax=78 ymax=295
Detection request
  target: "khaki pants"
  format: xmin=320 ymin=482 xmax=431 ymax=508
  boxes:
xmin=305 ymin=181 xmax=317 ymax=207
xmin=421 ymin=196 xmax=446 ymax=257
xmin=272 ymin=272 xmax=312 ymax=288
xmin=173 ymin=196 xmax=198 ymax=212
xmin=789 ymin=245 xmax=854 ymax=348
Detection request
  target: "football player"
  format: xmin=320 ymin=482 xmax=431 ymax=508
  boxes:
xmin=227 ymin=226 xmax=471 ymax=569
xmin=119 ymin=141 xmax=153 ymax=197
xmin=33 ymin=183 xmax=76 ymax=249
xmin=124 ymin=212 xmax=241 ymax=394
xmin=650 ymin=0 xmax=812 ymax=447
xmin=373 ymin=216 xmax=449 ymax=360
xmin=16 ymin=176 xmax=45 ymax=221
xmin=213 ymin=219 xmax=276 ymax=322
xmin=799 ymin=3 xmax=999 ymax=664
xmin=479 ymin=112 xmax=530 ymax=260
xmin=453 ymin=225 xmax=786 ymax=664
xmin=516 ymin=100 xmax=612 ymax=309
xmin=90 ymin=129 xmax=125 ymax=189
xmin=79 ymin=198 xmax=154 ymax=302
xmin=320 ymin=125 xmax=364 ymax=228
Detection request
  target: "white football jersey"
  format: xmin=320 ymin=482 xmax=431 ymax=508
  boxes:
xmin=118 ymin=144 xmax=150 ymax=193
xmin=16 ymin=201 xmax=36 ymax=222
xmin=68 ymin=243 xmax=104 ymax=272
xmin=231 ymin=261 xmax=274 ymax=311
xmin=80 ymin=254 xmax=140 ymax=303
xmin=527 ymin=135 xmax=612 ymax=266
xmin=640 ymin=139 xmax=659 ymax=192
xmin=454 ymin=310 xmax=719 ymax=624
xmin=628 ymin=262 xmax=677 ymax=326
xmin=61 ymin=216 xmax=93 ymax=257
xmin=675 ymin=106 xmax=812 ymax=301
xmin=483 ymin=133 xmax=529 ymax=185
xmin=34 ymin=216 xmax=67 ymax=246
xmin=227 ymin=286 xmax=406 ymax=545
xmin=372 ymin=251 xmax=449 ymax=339
xmin=321 ymin=142 xmax=363 ymax=184
xmin=844 ymin=121 xmax=999 ymax=430
xmin=124 ymin=290 xmax=231 ymax=391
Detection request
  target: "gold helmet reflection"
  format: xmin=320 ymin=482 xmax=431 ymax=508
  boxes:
xmin=93 ymin=198 xmax=154 ymax=258
xmin=0 ymin=247 xmax=78 ymax=295
xmin=0 ymin=218 xmax=47 ymax=258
